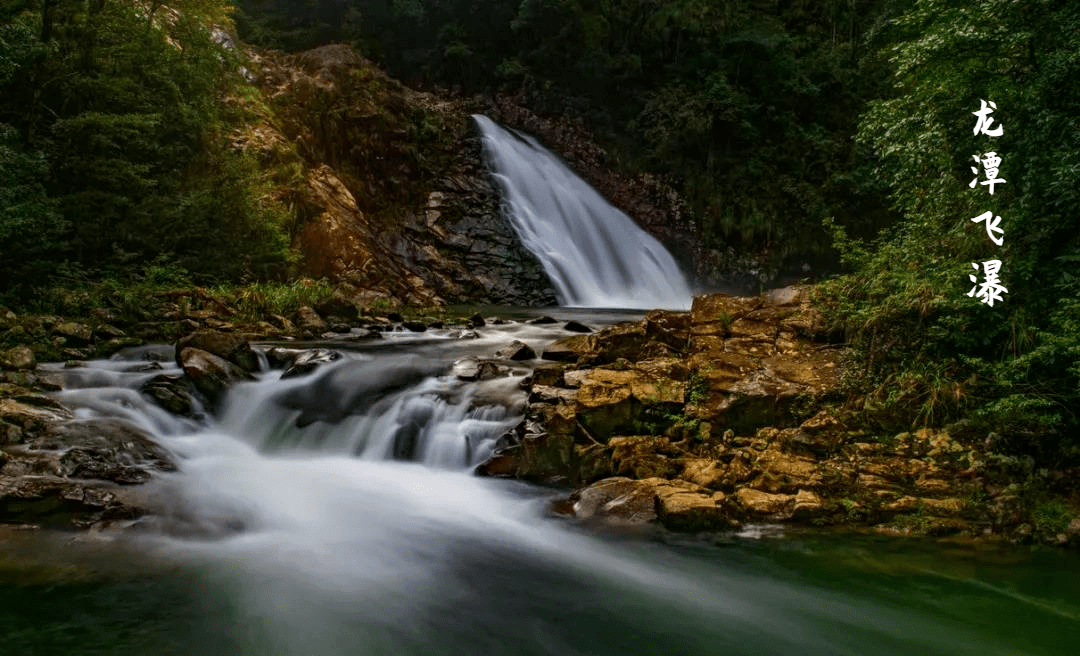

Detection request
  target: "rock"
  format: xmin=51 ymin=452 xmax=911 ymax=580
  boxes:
xmin=455 ymin=329 xmax=480 ymax=340
xmin=764 ymin=286 xmax=804 ymax=307
xmin=328 ymin=322 xmax=352 ymax=334
xmin=296 ymin=306 xmax=328 ymax=333
xmin=680 ymin=458 xmax=728 ymax=489
xmin=642 ymin=310 xmax=690 ymax=351
xmin=140 ymin=374 xmax=197 ymax=416
xmin=101 ymin=337 xmax=144 ymax=355
xmin=566 ymin=476 xmax=728 ymax=531
xmin=588 ymin=322 xmax=648 ymax=363
xmin=649 ymin=478 xmax=729 ymax=531
xmin=95 ymin=324 xmax=127 ymax=339
xmin=314 ymin=293 xmax=359 ymax=322
xmin=52 ymin=321 xmax=94 ymax=345
xmin=0 ymin=398 xmax=74 ymax=444
xmin=469 ymin=313 xmax=486 ymax=328
xmin=791 ymin=489 xmax=824 ymax=519
xmin=608 ymin=436 xmax=680 ymax=479
xmin=529 ymin=316 xmax=559 ymax=325
xmin=269 ymin=314 xmax=296 ymax=332
xmin=176 ymin=330 xmax=259 ymax=373
xmin=265 ymin=347 xmax=306 ymax=369
xmin=0 ymin=475 xmax=146 ymax=529
xmin=281 ymin=348 xmax=343 ymax=379
xmin=736 ymin=488 xmax=797 ymax=516
xmin=495 ymin=340 xmax=536 ymax=361
xmin=529 ymin=363 xmax=570 ymax=387
xmin=567 ymin=477 xmax=658 ymax=526
xmin=0 ymin=346 xmax=35 ymax=371
xmin=26 ymin=418 xmax=177 ymax=484
xmin=402 ymin=321 xmax=428 ymax=332
xmin=541 ymin=334 xmax=594 ymax=361
xmin=342 ymin=329 xmax=383 ymax=341
xmin=563 ymin=320 xmax=592 ymax=333
xmin=530 ymin=385 xmax=579 ymax=404
xmin=179 ymin=347 xmax=254 ymax=404
xmin=61 ymin=347 xmax=94 ymax=361
xmin=750 ymin=445 xmax=821 ymax=493
xmin=451 ymin=357 xmax=500 ymax=381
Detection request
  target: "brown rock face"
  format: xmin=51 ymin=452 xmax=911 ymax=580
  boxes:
xmin=485 ymin=286 xmax=853 ymax=533
xmin=0 ymin=346 xmax=35 ymax=371
xmin=177 ymin=330 xmax=260 ymax=372
xmin=245 ymin=45 xmax=555 ymax=307
xmin=179 ymin=347 xmax=255 ymax=405
xmin=1 ymin=392 xmax=175 ymax=529
xmin=567 ymin=476 xmax=728 ymax=531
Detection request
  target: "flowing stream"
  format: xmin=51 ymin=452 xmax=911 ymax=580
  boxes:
xmin=2 ymin=320 xmax=1079 ymax=655
xmin=474 ymin=115 xmax=694 ymax=310
xmin=2 ymin=124 xmax=1078 ymax=654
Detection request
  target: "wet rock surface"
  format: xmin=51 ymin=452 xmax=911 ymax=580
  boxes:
xmin=0 ymin=387 xmax=177 ymax=529
xmin=480 ymin=287 xmax=1034 ymax=539
xmin=247 ymin=46 xmax=557 ymax=308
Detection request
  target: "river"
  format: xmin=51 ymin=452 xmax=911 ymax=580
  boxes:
xmin=1 ymin=315 xmax=1078 ymax=655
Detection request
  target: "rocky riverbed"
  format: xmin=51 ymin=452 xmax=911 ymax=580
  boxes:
xmin=1 ymin=288 xmax=1078 ymax=547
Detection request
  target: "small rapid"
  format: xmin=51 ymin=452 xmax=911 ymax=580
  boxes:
xmin=15 ymin=319 xmax=1080 ymax=656
xmin=474 ymin=115 xmax=694 ymax=310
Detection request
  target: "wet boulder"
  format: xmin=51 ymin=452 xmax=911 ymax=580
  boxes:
xmin=176 ymin=330 xmax=259 ymax=373
xmin=0 ymin=346 xmax=35 ymax=371
xmin=179 ymin=347 xmax=254 ymax=405
xmin=540 ymin=334 xmax=594 ymax=362
xmin=0 ymin=397 xmax=74 ymax=445
xmin=451 ymin=357 xmax=501 ymax=381
xmin=26 ymin=418 xmax=177 ymax=484
xmin=563 ymin=320 xmax=593 ymax=333
xmin=296 ymin=306 xmax=328 ymax=334
xmin=566 ymin=477 xmax=729 ymax=531
xmin=281 ymin=349 xmax=344 ymax=379
xmin=266 ymin=347 xmax=306 ymax=369
xmin=140 ymin=374 xmax=198 ymax=416
xmin=495 ymin=340 xmax=536 ymax=361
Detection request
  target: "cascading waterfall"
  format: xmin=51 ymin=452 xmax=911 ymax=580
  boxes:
xmin=474 ymin=115 xmax=694 ymax=310
xmin=22 ymin=329 xmax=1079 ymax=656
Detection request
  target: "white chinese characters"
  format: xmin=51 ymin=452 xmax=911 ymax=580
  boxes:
xmin=970 ymin=211 xmax=1004 ymax=246
xmin=969 ymin=152 xmax=1006 ymax=194
xmin=966 ymin=99 xmax=1007 ymax=307
xmin=968 ymin=260 xmax=1008 ymax=307
xmin=972 ymin=99 xmax=1003 ymax=137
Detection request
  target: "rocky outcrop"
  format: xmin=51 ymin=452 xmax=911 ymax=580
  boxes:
xmin=176 ymin=330 xmax=260 ymax=372
xmin=243 ymin=45 xmax=556 ymax=307
xmin=478 ymin=287 xmax=1013 ymax=538
xmin=1 ymin=387 xmax=177 ymax=529
xmin=179 ymin=347 xmax=254 ymax=407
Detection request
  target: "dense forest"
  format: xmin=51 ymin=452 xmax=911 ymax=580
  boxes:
xmin=1 ymin=0 xmax=1078 ymax=483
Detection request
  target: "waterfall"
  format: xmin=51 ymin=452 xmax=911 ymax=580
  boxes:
xmin=474 ymin=115 xmax=693 ymax=310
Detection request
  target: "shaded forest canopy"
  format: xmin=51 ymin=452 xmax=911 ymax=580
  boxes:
xmin=0 ymin=0 xmax=1078 ymax=471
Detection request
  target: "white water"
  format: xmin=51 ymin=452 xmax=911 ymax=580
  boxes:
xmin=474 ymin=115 xmax=693 ymax=310
xmin=35 ymin=330 xmax=1080 ymax=655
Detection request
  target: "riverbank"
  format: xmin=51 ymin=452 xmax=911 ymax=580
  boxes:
xmin=1 ymin=284 xmax=1078 ymax=547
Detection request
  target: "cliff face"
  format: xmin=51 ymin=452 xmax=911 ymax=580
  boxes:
xmin=237 ymin=45 xmax=555 ymax=307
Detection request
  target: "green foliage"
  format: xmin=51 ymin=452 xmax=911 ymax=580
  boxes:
xmin=0 ymin=123 xmax=67 ymax=299
xmin=819 ymin=0 xmax=1080 ymax=464
xmin=685 ymin=370 xmax=709 ymax=406
xmin=232 ymin=0 xmax=901 ymax=272
xmin=209 ymin=279 xmax=335 ymax=322
xmin=1031 ymin=499 xmax=1074 ymax=537
xmin=0 ymin=0 xmax=295 ymax=304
